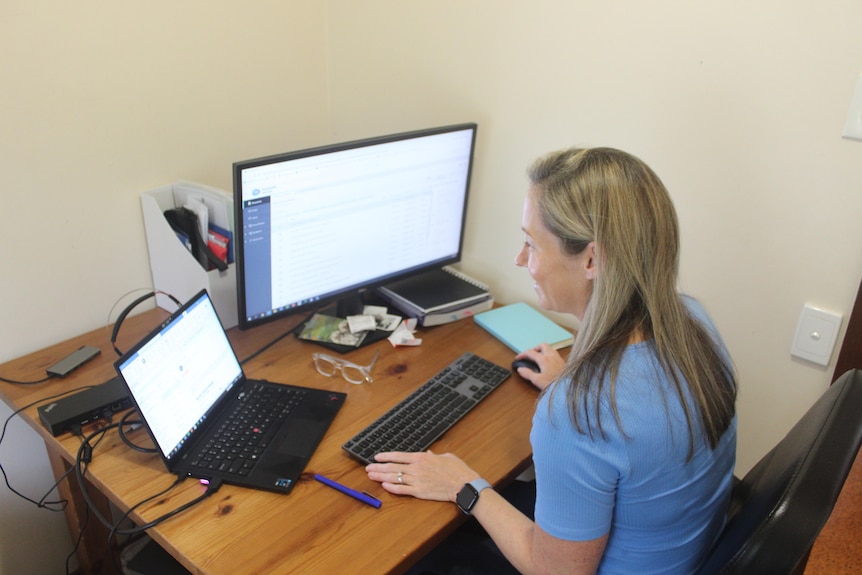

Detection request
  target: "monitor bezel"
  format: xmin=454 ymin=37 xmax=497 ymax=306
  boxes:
xmin=232 ymin=122 xmax=478 ymax=331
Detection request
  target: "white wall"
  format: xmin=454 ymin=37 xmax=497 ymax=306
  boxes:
xmin=324 ymin=0 xmax=862 ymax=473
xmin=0 ymin=1 xmax=329 ymax=573
xmin=2 ymin=0 xmax=861 ymax=572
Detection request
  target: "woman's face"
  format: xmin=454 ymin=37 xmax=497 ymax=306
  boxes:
xmin=515 ymin=185 xmax=595 ymax=320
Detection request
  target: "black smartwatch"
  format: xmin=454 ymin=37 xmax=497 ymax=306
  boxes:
xmin=456 ymin=478 xmax=492 ymax=515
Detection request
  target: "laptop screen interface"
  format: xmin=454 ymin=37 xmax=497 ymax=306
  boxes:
xmin=118 ymin=294 xmax=243 ymax=460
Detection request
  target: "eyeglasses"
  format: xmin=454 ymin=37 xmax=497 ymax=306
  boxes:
xmin=312 ymin=350 xmax=379 ymax=384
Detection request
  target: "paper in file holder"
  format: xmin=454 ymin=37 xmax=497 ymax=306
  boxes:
xmin=141 ymin=181 xmax=237 ymax=329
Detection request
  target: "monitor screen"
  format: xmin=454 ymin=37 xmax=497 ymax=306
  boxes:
xmin=233 ymin=122 xmax=478 ymax=330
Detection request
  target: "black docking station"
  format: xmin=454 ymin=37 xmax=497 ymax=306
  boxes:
xmin=38 ymin=376 xmax=133 ymax=436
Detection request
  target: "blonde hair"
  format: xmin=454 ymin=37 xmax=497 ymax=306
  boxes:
xmin=528 ymin=147 xmax=735 ymax=453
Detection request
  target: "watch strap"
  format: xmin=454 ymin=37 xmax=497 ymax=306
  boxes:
xmin=469 ymin=478 xmax=492 ymax=494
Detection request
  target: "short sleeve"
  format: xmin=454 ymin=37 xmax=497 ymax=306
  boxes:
xmin=531 ymin=386 xmax=625 ymax=541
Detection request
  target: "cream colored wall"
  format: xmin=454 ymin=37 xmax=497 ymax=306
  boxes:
xmin=1 ymin=1 xmax=331 ymax=360
xmin=0 ymin=2 xmax=329 ymax=573
xmin=1 ymin=0 xmax=861 ymax=572
xmin=324 ymin=0 xmax=862 ymax=476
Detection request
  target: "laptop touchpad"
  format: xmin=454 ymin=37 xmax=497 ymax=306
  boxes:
xmin=275 ymin=419 xmax=328 ymax=458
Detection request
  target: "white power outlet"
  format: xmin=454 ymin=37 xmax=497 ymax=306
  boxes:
xmin=842 ymin=73 xmax=862 ymax=142
xmin=791 ymin=304 xmax=843 ymax=366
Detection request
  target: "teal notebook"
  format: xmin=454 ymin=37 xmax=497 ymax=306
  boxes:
xmin=474 ymin=302 xmax=574 ymax=353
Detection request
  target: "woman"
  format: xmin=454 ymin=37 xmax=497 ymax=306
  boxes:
xmin=366 ymin=147 xmax=737 ymax=575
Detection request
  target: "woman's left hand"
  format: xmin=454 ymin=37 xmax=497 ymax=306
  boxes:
xmin=365 ymin=450 xmax=479 ymax=502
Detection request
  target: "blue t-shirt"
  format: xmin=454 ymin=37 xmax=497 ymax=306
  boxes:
xmin=530 ymin=299 xmax=737 ymax=574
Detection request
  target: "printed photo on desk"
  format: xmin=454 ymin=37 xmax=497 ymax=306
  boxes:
xmin=299 ymin=314 xmax=368 ymax=347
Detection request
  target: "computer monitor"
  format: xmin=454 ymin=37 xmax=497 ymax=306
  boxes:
xmin=233 ymin=122 xmax=478 ymax=330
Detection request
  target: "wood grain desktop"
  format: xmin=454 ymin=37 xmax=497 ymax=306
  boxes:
xmin=0 ymin=308 xmax=536 ymax=575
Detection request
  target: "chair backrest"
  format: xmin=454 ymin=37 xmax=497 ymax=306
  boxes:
xmin=698 ymin=369 xmax=862 ymax=575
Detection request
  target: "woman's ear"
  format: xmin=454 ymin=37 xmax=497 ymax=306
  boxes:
xmin=584 ymin=242 xmax=597 ymax=280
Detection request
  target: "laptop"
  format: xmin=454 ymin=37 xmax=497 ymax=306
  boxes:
xmin=115 ymin=289 xmax=346 ymax=494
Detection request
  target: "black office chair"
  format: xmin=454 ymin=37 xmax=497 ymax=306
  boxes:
xmin=698 ymin=368 xmax=862 ymax=575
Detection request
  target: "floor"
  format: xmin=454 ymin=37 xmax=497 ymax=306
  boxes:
xmin=804 ymin=449 xmax=862 ymax=573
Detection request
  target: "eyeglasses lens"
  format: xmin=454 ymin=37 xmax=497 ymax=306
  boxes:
xmin=340 ymin=365 xmax=368 ymax=384
xmin=313 ymin=355 xmax=337 ymax=377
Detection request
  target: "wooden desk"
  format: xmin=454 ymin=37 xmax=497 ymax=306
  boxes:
xmin=0 ymin=309 xmax=535 ymax=575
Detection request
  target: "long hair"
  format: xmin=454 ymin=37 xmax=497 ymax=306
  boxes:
xmin=528 ymin=147 xmax=736 ymax=453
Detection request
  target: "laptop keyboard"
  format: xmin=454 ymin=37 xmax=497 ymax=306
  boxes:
xmin=342 ymin=353 xmax=511 ymax=464
xmin=188 ymin=383 xmax=307 ymax=476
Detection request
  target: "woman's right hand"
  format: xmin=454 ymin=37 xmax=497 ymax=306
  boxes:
xmin=514 ymin=343 xmax=565 ymax=391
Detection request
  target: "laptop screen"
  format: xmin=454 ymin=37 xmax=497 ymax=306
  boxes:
xmin=117 ymin=291 xmax=243 ymax=461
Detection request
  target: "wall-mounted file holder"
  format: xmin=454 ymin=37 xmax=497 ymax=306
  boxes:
xmin=141 ymin=181 xmax=237 ymax=329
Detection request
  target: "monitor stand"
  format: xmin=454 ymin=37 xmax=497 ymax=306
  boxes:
xmin=293 ymin=292 xmax=393 ymax=354
xmin=334 ymin=293 xmax=365 ymax=318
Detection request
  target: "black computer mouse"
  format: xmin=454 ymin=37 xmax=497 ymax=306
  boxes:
xmin=512 ymin=358 xmax=541 ymax=374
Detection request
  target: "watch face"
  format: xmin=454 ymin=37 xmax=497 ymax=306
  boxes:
xmin=456 ymin=483 xmax=479 ymax=514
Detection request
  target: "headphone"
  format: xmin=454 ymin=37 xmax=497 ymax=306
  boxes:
xmin=111 ymin=291 xmax=182 ymax=356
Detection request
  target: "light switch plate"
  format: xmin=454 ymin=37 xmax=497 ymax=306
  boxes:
xmin=791 ymin=305 xmax=843 ymax=366
xmin=842 ymin=73 xmax=862 ymax=142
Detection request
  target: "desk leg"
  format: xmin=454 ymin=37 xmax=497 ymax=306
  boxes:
xmin=46 ymin=441 xmax=115 ymax=575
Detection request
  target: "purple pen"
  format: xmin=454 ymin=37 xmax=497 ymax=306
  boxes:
xmin=314 ymin=473 xmax=382 ymax=509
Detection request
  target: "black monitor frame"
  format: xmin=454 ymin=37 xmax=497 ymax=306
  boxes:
xmin=233 ymin=122 xmax=478 ymax=330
